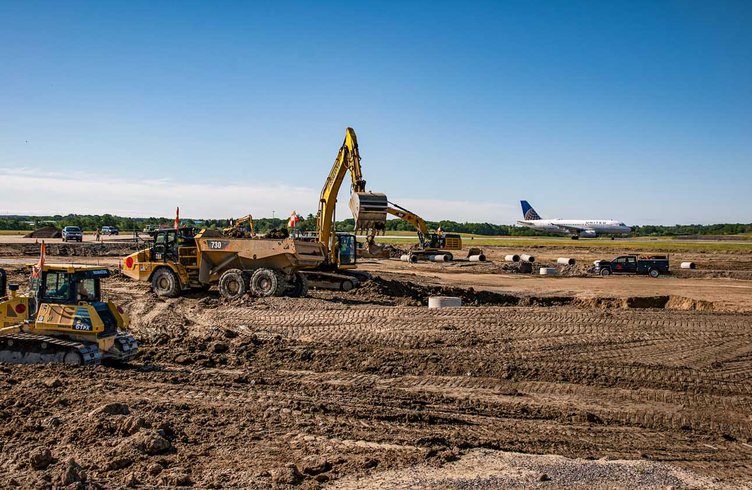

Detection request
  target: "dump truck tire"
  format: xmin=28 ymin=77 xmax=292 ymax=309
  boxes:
xmin=152 ymin=268 xmax=180 ymax=298
xmin=218 ymin=269 xmax=248 ymax=300
xmin=287 ymin=272 xmax=309 ymax=298
xmin=250 ymin=268 xmax=286 ymax=297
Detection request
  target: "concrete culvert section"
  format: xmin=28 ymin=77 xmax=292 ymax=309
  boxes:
xmin=468 ymin=254 xmax=486 ymax=262
xmin=520 ymin=254 xmax=535 ymax=263
xmin=681 ymin=261 xmax=696 ymax=269
xmin=504 ymin=254 xmax=520 ymax=262
xmin=428 ymin=296 xmax=462 ymax=308
xmin=400 ymin=254 xmax=418 ymax=263
xmin=557 ymin=257 xmax=576 ymax=265
xmin=539 ymin=267 xmax=558 ymax=276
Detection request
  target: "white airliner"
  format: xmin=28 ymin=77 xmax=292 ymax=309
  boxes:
xmin=516 ymin=200 xmax=631 ymax=239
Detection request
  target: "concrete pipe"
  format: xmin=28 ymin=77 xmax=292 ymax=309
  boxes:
xmin=557 ymin=257 xmax=576 ymax=266
xmin=504 ymin=254 xmax=520 ymax=262
xmin=539 ymin=267 xmax=558 ymax=276
xmin=427 ymin=254 xmax=449 ymax=262
xmin=400 ymin=254 xmax=418 ymax=263
xmin=428 ymin=296 xmax=462 ymax=308
xmin=468 ymin=254 xmax=486 ymax=262
xmin=680 ymin=261 xmax=696 ymax=269
xmin=520 ymin=254 xmax=536 ymax=263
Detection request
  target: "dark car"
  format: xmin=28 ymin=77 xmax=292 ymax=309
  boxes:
xmin=594 ymin=255 xmax=669 ymax=278
xmin=101 ymin=226 xmax=119 ymax=235
xmin=62 ymin=226 xmax=83 ymax=242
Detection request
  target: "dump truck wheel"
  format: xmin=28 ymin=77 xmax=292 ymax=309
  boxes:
xmin=219 ymin=269 xmax=248 ymax=300
xmin=250 ymin=268 xmax=285 ymax=297
xmin=287 ymin=272 xmax=309 ymax=298
xmin=152 ymin=268 xmax=180 ymax=298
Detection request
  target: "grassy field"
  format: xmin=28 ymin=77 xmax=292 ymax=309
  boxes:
xmin=370 ymin=235 xmax=752 ymax=252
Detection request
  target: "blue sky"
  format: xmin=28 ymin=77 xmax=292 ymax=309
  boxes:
xmin=1 ymin=0 xmax=750 ymax=224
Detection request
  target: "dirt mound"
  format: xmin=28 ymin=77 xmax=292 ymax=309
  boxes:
xmin=574 ymin=295 xmax=715 ymax=311
xmin=23 ymin=226 xmax=61 ymax=238
xmin=352 ymin=276 xmax=520 ymax=306
xmin=0 ymin=241 xmax=138 ymax=257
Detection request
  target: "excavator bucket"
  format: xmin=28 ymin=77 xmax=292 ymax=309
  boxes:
xmin=349 ymin=192 xmax=388 ymax=234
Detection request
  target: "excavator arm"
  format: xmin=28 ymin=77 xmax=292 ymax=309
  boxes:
xmin=385 ymin=202 xmax=429 ymax=249
xmin=223 ymin=214 xmax=256 ymax=238
xmin=317 ymin=127 xmax=387 ymax=265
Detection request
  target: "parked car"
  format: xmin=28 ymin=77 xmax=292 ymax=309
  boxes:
xmin=101 ymin=226 xmax=119 ymax=235
xmin=61 ymin=226 xmax=83 ymax=242
xmin=594 ymin=255 xmax=669 ymax=278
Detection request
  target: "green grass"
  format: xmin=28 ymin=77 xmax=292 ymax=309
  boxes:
xmin=369 ymin=235 xmax=752 ymax=252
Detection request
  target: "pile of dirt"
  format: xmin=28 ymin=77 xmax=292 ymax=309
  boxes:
xmin=0 ymin=242 xmax=138 ymax=257
xmin=574 ymin=295 xmax=715 ymax=311
xmin=23 ymin=226 xmax=61 ymax=239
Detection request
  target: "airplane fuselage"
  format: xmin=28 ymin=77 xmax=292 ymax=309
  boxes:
xmin=516 ymin=219 xmax=632 ymax=237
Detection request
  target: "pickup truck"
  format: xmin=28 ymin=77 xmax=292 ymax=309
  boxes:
xmin=594 ymin=255 xmax=669 ymax=278
xmin=61 ymin=226 xmax=83 ymax=242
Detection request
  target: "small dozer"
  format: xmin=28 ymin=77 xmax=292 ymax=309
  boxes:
xmin=0 ymin=265 xmax=138 ymax=365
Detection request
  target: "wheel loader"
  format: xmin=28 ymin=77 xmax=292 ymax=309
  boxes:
xmin=0 ymin=265 xmax=138 ymax=365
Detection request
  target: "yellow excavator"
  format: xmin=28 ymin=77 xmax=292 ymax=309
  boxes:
xmin=296 ymin=127 xmax=388 ymax=290
xmin=0 ymin=265 xmax=138 ymax=365
xmin=385 ymin=201 xmax=464 ymax=261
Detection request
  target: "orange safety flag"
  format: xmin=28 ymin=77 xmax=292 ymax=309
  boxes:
xmin=174 ymin=207 xmax=180 ymax=230
xmin=32 ymin=241 xmax=46 ymax=278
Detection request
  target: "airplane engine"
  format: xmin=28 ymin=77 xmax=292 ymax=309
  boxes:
xmin=578 ymin=230 xmax=598 ymax=238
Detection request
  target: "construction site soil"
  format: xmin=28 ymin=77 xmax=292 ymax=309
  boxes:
xmin=1 ymin=240 xmax=752 ymax=488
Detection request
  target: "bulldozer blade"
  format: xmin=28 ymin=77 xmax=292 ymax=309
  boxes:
xmin=349 ymin=192 xmax=388 ymax=233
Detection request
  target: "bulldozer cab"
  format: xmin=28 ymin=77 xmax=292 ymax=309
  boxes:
xmin=32 ymin=266 xmax=110 ymax=306
xmin=336 ymin=233 xmax=357 ymax=267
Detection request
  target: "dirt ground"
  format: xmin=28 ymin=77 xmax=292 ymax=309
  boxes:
xmin=1 ymin=238 xmax=751 ymax=488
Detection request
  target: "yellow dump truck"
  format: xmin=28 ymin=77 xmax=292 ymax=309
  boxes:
xmin=122 ymin=228 xmax=327 ymax=299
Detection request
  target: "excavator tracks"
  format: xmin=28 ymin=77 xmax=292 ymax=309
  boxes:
xmin=0 ymin=333 xmax=101 ymax=365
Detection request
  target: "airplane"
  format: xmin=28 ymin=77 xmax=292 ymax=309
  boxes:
xmin=516 ymin=200 xmax=632 ymax=239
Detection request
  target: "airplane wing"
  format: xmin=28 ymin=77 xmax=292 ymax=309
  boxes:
xmin=553 ymin=224 xmax=591 ymax=234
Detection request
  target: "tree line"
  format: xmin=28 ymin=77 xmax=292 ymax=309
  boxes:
xmin=0 ymin=214 xmax=750 ymax=237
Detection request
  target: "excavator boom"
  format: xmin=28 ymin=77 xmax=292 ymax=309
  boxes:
xmin=318 ymin=128 xmax=387 ymax=264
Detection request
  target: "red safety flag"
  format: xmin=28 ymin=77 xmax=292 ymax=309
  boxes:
xmin=174 ymin=207 xmax=180 ymax=230
xmin=288 ymin=211 xmax=300 ymax=228
xmin=32 ymin=241 xmax=45 ymax=278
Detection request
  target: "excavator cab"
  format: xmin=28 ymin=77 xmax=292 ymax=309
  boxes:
xmin=336 ymin=233 xmax=357 ymax=266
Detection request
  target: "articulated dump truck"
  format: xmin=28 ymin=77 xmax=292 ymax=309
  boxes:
xmin=122 ymin=228 xmax=328 ymax=300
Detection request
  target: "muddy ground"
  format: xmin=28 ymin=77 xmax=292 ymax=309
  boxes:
xmin=1 ymin=241 xmax=752 ymax=488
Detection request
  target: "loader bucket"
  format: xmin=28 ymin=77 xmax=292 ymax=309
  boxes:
xmin=349 ymin=192 xmax=388 ymax=233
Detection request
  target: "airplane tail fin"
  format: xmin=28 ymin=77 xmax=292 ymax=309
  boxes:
xmin=520 ymin=200 xmax=541 ymax=220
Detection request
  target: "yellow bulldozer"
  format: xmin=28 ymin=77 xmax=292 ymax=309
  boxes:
xmin=0 ymin=265 xmax=138 ymax=365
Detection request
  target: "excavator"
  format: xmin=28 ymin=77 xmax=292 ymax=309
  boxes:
xmin=300 ymin=127 xmax=388 ymax=289
xmin=385 ymin=201 xmax=464 ymax=261
xmin=0 ymin=262 xmax=138 ymax=365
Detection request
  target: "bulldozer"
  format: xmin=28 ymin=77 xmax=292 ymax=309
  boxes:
xmin=0 ymin=264 xmax=138 ymax=365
